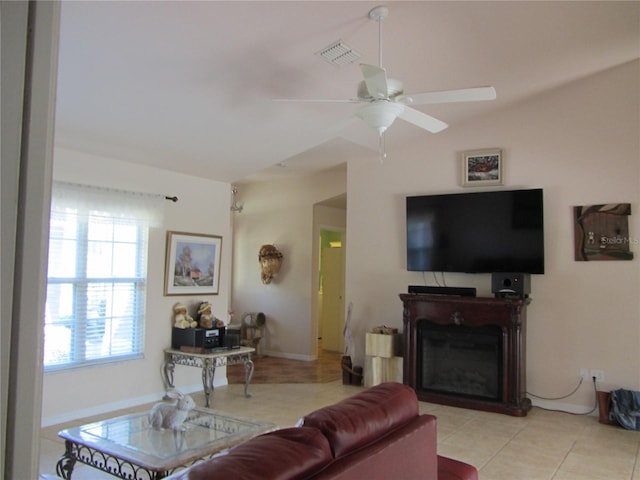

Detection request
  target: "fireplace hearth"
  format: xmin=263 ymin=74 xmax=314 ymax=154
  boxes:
xmin=400 ymin=293 xmax=531 ymax=416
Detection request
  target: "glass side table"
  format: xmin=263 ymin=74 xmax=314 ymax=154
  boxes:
xmin=162 ymin=347 xmax=255 ymax=408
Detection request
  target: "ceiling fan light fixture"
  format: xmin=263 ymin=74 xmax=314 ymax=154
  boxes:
xmin=356 ymin=102 xmax=404 ymax=136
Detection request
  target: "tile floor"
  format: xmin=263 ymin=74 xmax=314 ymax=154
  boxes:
xmin=226 ymin=349 xmax=344 ymax=384
xmin=39 ymin=353 xmax=640 ymax=480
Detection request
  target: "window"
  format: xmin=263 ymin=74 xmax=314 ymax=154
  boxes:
xmin=44 ymin=182 xmax=163 ymax=370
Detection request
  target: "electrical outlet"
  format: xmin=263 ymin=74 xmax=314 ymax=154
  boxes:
xmin=579 ymin=368 xmax=589 ymax=380
xmin=590 ymin=369 xmax=605 ymax=382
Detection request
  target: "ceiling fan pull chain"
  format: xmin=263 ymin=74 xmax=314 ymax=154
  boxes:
xmin=379 ymin=131 xmax=387 ymax=164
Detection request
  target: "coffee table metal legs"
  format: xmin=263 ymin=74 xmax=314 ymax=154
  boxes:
xmin=56 ymin=439 xmax=170 ymax=479
xmin=56 ymin=440 xmax=76 ymax=479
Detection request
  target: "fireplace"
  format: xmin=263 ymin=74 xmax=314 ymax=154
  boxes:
xmin=418 ymin=322 xmax=502 ymax=401
xmin=400 ymin=293 xmax=531 ymax=416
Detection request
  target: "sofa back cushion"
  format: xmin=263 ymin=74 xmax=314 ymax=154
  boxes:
xmin=172 ymin=427 xmax=332 ymax=480
xmin=298 ymin=382 xmax=419 ymax=458
xmin=310 ymin=415 xmax=438 ymax=480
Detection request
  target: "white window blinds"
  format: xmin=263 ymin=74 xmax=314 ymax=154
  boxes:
xmin=44 ymin=182 xmax=164 ymax=370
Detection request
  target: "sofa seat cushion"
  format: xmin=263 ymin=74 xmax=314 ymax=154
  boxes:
xmin=172 ymin=427 xmax=333 ymax=480
xmin=298 ymin=382 xmax=419 ymax=458
xmin=438 ymin=455 xmax=479 ymax=480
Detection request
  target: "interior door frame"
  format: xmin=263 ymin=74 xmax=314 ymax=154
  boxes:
xmin=311 ymin=224 xmax=346 ymax=358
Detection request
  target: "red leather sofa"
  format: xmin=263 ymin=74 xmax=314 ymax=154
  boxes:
xmin=171 ymin=382 xmax=478 ymax=480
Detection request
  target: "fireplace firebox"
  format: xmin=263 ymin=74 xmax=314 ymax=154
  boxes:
xmin=400 ymin=293 xmax=531 ymax=416
xmin=419 ymin=322 xmax=502 ymax=401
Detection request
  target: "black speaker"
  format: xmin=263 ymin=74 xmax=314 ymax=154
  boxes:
xmin=491 ymin=273 xmax=530 ymax=298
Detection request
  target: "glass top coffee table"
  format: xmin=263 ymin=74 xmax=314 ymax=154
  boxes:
xmin=56 ymin=407 xmax=276 ymax=479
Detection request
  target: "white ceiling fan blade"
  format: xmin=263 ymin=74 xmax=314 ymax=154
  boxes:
xmin=272 ymin=98 xmax=361 ymax=103
xmin=398 ymin=86 xmax=496 ymax=105
xmin=360 ymin=64 xmax=388 ymax=99
xmin=398 ymin=106 xmax=448 ymax=133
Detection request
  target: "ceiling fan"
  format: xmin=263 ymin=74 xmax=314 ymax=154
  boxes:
xmin=276 ymin=5 xmax=496 ymax=160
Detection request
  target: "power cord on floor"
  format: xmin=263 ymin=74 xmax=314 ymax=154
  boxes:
xmin=527 ymin=377 xmax=584 ymax=400
xmin=527 ymin=376 xmax=598 ymax=416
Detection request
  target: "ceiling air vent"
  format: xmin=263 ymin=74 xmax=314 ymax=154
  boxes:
xmin=316 ymin=40 xmax=361 ymax=66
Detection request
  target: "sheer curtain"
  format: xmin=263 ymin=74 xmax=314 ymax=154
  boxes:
xmin=49 ymin=181 xmax=165 ymax=227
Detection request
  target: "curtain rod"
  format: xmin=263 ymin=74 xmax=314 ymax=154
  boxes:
xmin=53 ymin=180 xmax=179 ymax=203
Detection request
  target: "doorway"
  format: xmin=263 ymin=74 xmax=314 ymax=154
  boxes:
xmin=318 ymin=229 xmax=345 ymax=353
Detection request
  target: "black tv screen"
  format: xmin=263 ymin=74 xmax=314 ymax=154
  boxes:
xmin=406 ymin=188 xmax=544 ymax=274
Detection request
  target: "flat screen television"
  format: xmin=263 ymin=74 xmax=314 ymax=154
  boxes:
xmin=406 ymin=188 xmax=544 ymax=274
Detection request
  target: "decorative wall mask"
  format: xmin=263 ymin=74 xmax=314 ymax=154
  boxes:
xmin=258 ymin=244 xmax=283 ymax=284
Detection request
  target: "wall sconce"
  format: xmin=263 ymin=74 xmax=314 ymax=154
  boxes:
xmin=230 ymin=186 xmax=243 ymax=213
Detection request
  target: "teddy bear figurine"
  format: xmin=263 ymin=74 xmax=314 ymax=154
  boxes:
xmin=173 ymin=302 xmax=197 ymax=329
xmin=197 ymin=301 xmax=225 ymax=329
xmin=197 ymin=301 xmax=215 ymax=329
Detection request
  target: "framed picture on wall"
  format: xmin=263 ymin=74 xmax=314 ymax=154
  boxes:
xmin=461 ymin=148 xmax=503 ymax=187
xmin=573 ymin=203 xmax=633 ymax=262
xmin=164 ymin=231 xmax=222 ymax=295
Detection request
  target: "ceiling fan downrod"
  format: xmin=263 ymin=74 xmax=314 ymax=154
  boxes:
xmin=368 ymin=5 xmax=390 ymax=163
xmin=369 ymin=5 xmax=388 ymax=69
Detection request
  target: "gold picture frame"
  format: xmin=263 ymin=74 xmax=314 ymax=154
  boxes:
xmin=164 ymin=231 xmax=222 ymax=295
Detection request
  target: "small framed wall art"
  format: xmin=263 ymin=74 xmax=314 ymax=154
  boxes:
xmin=164 ymin=231 xmax=222 ymax=295
xmin=461 ymin=148 xmax=503 ymax=187
xmin=573 ymin=203 xmax=633 ymax=261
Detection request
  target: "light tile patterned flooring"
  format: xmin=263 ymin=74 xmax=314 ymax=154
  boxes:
xmin=40 ymin=350 xmax=640 ymax=480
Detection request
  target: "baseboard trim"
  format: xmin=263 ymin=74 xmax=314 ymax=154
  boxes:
xmin=261 ymin=350 xmax=316 ymax=362
xmin=41 ymin=385 xmax=599 ymax=427
xmin=41 ymin=379 xmax=227 ymax=427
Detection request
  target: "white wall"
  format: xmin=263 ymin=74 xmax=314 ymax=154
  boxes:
xmin=232 ymin=168 xmax=347 ymax=360
xmin=42 ymin=60 xmax=639 ymax=420
xmin=41 ymin=148 xmax=233 ymax=425
xmin=345 ymin=60 xmax=640 ymax=411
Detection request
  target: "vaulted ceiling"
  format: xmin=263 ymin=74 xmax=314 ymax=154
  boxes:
xmin=54 ymin=1 xmax=640 ymax=184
